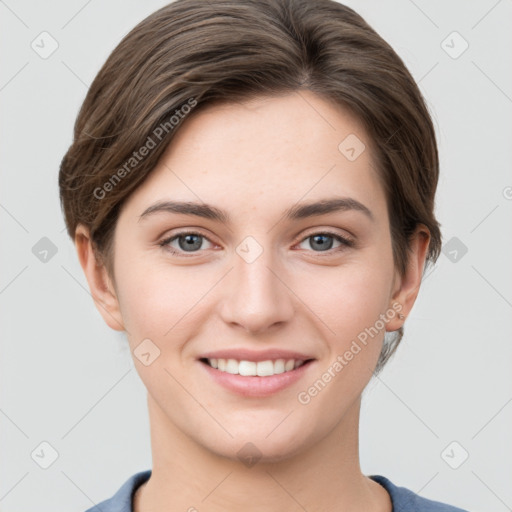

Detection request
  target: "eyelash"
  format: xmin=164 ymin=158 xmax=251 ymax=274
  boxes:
xmin=158 ymin=230 xmax=355 ymax=257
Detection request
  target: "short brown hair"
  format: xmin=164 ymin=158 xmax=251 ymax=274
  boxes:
xmin=59 ymin=0 xmax=442 ymax=373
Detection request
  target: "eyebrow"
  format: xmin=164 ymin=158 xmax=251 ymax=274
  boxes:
xmin=138 ymin=197 xmax=374 ymax=224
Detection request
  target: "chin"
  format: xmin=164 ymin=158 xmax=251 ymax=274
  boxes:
xmin=199 ymin=423 xmax=316 ymax=466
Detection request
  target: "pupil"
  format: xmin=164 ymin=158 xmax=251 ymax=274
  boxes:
xmin=312 ymin=234 xmax=332 ymax=251
xmin=179 ymin=234 xmax=201 ymax=251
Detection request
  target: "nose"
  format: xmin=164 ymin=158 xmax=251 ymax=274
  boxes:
xmin=219 ymin=244 xmax=295 ymax=335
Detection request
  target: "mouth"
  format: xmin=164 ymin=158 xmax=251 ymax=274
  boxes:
xmin=199 ymin=357 xmax=313 ymax=376
xmin=197 ymin=351 xmax=316 ymax=397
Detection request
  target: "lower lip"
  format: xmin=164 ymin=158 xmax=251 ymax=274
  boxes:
xmin=199 ymin=360 xmax=314 ymax=397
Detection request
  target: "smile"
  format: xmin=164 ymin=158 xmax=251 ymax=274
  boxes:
xmin=198 ymin=355 xmax=315 ymax=397
xmin=201 ymin=357 xmax=307 ymax=376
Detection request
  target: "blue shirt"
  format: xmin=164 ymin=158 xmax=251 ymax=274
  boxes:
xmin=84 ymin=469 xmax=470 ymax=512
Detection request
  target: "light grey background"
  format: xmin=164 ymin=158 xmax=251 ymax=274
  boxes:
xmin=1 ymin=1 xmax=511 ymax=511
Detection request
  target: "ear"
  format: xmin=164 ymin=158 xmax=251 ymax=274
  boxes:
xmin=74 ymin=224 xmax=125 ymax=332
xmin=386 ymin=224 xmax=431 ymax=332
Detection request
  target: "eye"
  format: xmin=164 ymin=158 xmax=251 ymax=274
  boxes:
xmin=159 ymin=229 xmax=354 ymax=257
xmin=159 ymin=231 xmax=215 ymax=256
xmin=296 ymin=231 xmax=354 ymax=253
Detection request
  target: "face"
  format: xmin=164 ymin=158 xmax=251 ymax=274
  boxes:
xmin=89 ymin=91 xmax=409 ymax=462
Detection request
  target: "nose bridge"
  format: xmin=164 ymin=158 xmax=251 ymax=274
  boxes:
xmin=220 ymin=237 xmax=294 ymax=333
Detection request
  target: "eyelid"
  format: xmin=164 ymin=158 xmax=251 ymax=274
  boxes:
xmin=296 ymin=227 xmax=355 ymax=245
xmin=293 ymin=229 xmax=355 ymax=255
xmin=158 ymin=229 xmax=217 ymax=256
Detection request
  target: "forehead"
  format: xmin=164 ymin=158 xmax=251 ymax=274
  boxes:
xmin=120 ymin=91 xmax=386 ymax=221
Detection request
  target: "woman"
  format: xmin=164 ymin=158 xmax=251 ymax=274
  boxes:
xmin=59 ymin=0 xmax=469 ymax=510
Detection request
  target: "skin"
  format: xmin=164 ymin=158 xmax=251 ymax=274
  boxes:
xmin=75 ymin=90 xmax=430 ymax=512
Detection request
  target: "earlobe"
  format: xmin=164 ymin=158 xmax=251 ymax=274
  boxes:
xmin=386 ymin=225 xmax=431 ymax=332
xmin=74 ymin=224 xmax=125 ymax=332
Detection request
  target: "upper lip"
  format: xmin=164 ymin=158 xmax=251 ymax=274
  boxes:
xmin=198 ymin=348 xmax=315 ymax=362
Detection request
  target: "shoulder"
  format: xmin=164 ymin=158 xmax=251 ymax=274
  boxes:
xmin=83 ymin=469 xmax=152 ymax=512
xmin=84 ymin=470 xmax=470 ymax=512
xmin=370 ymin=475 xmax=470 ymax=512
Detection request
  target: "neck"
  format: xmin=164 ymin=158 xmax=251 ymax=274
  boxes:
xmin=135 ymin=394 xmax=390 ymax=512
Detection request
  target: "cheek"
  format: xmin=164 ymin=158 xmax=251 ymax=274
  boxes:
xmin=293 ymin=263 xmax=394 ymax=418
xmin=298 ymin=257 xmax=394 ymax=342
xmin=115 ymin=259 xmax=214 ymax=346
xmin=115 ymin=266 xmax=206 ymax=397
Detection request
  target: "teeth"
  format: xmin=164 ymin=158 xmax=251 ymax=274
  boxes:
xmin=206 ymin=358 xmax=307 ymax=376
xmin=274 ymin=359 xmax=285 ymax=374
xmin=239 ymin=360 xmax=257 ymax=376
xmin=226 ymin=359 xmax=239 ymax=374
